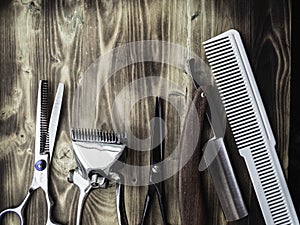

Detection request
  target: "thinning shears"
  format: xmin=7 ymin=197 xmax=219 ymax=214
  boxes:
xmin=140 ymin=97 xmax=168 ymax=225
xmin=0 ymin=80 xmax=64 ymax=225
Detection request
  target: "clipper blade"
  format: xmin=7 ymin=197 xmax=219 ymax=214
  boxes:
xmin=71 ymin=128 xmax=126 ymax=144
xmin=71 ymin=128 xmax=127 ymax=177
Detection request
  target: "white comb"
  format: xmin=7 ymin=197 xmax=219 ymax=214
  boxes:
xmin=203 ymin=29 xmax=299 ymax=225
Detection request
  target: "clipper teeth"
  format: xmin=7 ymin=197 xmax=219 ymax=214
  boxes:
xmin=71 ymin=128 xmax=125 ymax=144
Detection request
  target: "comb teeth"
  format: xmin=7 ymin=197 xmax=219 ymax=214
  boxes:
xmin=203 ymin=34 xmax=266 ymax=151
xmin=40 ymin=80 xmax=49 ymax=152
xmin=203 ymin=30 xmax=298 ymax=225
xmin=71 ymin=128 xmax=125 ymax=144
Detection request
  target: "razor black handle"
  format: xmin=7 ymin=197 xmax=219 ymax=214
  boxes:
xmin=178 ymin=88 xmax=207 ymax=225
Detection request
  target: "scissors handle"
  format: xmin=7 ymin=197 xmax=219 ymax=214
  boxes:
xmin=140 ymin=184 xmax=155 ymax=225
xmin=44 ymin=189 xmax=61 ymax=225
xmin=0 ymin=187 xmax=60 ymax=225
xmin=140 ymin=183 xmax=168 ymax=225
xmin=0 ymin=188 xmax=33 ymax=225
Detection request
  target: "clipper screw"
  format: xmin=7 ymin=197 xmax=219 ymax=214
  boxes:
xmin=67 ymin=169 xmax=75 ymax=183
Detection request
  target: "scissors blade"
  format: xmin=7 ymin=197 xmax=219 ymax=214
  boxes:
xmin=47 ymin=83 xmax=64 ymax=159
xmin=35 ymin=80 xmax=49 ymax=157
xmin=149 ymin=97 xmax=165 ymax=185
xmin=151 ymin=97 xmax=164 ymax=165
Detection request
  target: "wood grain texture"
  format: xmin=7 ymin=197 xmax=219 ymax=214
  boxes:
xmin=289 ymin=0 xmax=300 ymax=217
xmin=179 ymin=88 xmax=207 ymax=225
xmin=0 ymin=0 xmax=293 ymax=225
xmin=248 ymin=1 xmax=291 ymax=224
xmin=188 ymin=1 xmax=253 ymax=224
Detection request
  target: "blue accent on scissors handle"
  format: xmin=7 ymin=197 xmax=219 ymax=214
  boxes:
xmin=35 ymin=160 xmax=47 ymax=171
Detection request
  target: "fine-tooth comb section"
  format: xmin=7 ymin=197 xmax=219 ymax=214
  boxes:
xmin=203 ymin=30 xmax=299 ymax=225
xmin=40 ymin=80 xmax=49 ymax=153
xmin=71 ymin=128 xmax=125 ymax=144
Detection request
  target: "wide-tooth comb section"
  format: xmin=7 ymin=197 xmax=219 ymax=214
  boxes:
xmin=203 ymin=30 xmax=298 ymax=225
xmin=71 ymin=128 xmax=125 ymax=144
xmin=40 ymin=80 xmax=49 ymax=152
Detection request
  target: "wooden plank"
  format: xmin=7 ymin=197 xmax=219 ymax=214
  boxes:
xmin=247 ymin=1 xmax=291 ymax=224
xmin=250 ymin=0 xmax=291 ymax=173
xmin=188 ymin=1 xmax=253 ymax=224
xmin=289 ymin=0 xmax=300 ymax=217
xmin=0 ymin=0 xmax=292 ymax=224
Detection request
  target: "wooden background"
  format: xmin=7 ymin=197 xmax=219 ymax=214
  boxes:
xmin=0 ymin=0 xmax=294 ymax=225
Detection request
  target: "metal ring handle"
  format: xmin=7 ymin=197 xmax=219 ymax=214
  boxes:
xmin=0 ymin=207 xmax=24 ymax=225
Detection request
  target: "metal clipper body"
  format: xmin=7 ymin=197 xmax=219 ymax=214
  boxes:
xmin=68 ymin=128 xmax=128 ymax=225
